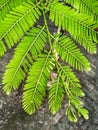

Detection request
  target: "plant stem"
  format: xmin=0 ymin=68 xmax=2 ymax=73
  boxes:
xmin=42 ymin=7 xmax=52 ymax=49
xmin=53 ymin=27 xmax=61 ymax=61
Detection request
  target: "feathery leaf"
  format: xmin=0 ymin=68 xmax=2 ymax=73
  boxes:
xmin=76 ymin=36 xmax=97 ymax=54
xmin=57 ymin=63 xmax=82 ymax=90
xmin=56 ymin=36 xmax=90 ymax=71
xmin=2 ymin=26 xmax=47 ymax=95
xmin=0 ymin=0 xmax=25 ymax=21
xmin=57 ymin=63 xmax=88 ymax=121
xmin=0 ymin=0 xmax=97 ymax=122
xmin=49 ymin=77 xmax=64 ymax=114
xmin=65 ymin=0 xmax=98 ymax=20
xmin=22 ymin=51 xmax=55 ymax=114
xmin=66 ymin=105 xmax=77 ymax=122
xmin=65 ymin=82 xmax=89 ymax=121
xmin=49 ymin=2 xmax=98 ymax=43
xmin=0 ymin=1 xmax=41 ymax=57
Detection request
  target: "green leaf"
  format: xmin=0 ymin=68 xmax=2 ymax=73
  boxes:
xmin=78 ymin=108 xmax=89 ymax=120
xmin=57 ymin=63 xmax=87 ymax=121
xmin=0 ymin=0 xmax=96 ymax=122
xmin=57 ymin=63 xmax=81 ymax=88
xmin=0 ymin=0 xmax=25 ymax=21
xmin=70 ymin=86 xmax=85 ymax=98
xmin=56 ymin=36 xmax=91 ymax=71
xmin=0 ymin=1 xmax=41 ymax=57
xmin=66 ymin=105 xmax=77 ymax=122
xmin=49 ymin=2 xmax=98 ymax=43
xmin=2 ymin=26 xmax=47 ymax=95
xmin=70 ymin=97 xmax=83 ymax=107
xmin=22 ymin=51 xmax=55 ymax=114
xmin=76 ymin=36 xmax=97 ymax=54
xmin=65 ymin=0 xmax=98 ymax=21
xmin=49 ymin=77 xmax=64 ymax=114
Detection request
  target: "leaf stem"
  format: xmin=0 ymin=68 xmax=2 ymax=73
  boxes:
xmin=42 ymin=6 xmax=52 ymax=50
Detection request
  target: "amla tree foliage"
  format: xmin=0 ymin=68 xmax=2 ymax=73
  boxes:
xmin=0 ymin=0 xmax=98 ymax=122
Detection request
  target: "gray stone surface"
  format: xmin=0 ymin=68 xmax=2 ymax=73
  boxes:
xmin=0 ymin=41 xmax=98 ymax=130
